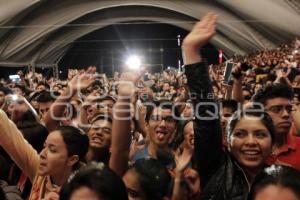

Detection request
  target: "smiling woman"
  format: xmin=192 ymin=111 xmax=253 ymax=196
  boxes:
xmin=227 ymin=110 xmax=275 ymax=179
xmin=0 ymin=110 xmax=89 ymax=200
xmin=181 ymin=13 xmax=276 ymax=200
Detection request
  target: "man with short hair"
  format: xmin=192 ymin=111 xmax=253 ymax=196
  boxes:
xmin=36 ymin=82 xmax=50 ymax=92
xmin=36 ymin=91 xmax=56 ymax=122
xmin=252 ymin=83 xmax=300 ymax=170
xmin=82 ymin=95 xmax=116 ymax=126
xmin=13 ymin=84 xmax=26 ymax=97
xmin=90 ymin=95 xmax=115 ymax=117
xmin=86 ymin=114 xmax=113 ymax=165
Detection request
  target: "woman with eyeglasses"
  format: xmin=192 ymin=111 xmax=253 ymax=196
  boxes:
xmin=181 ymin=13 xmax=276 ymax=200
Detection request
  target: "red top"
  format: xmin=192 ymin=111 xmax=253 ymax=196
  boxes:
xmin=267 ymin=125 xmax=300 ymax=171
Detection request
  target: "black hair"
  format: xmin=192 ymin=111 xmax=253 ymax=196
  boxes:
xmin=17 ymin=120 xmax=48 ymax=153
xmin=60 ymin=162 xmax=128 ymax=200
xmin=29 ymin=91 xmax=41 ymax=102
xmin=248 ymin=165 xmax=300 ymax=200
xmin=91 ymin=80 xmax=103 ymax=88
xmin=0 ymin=87 xmax=13 ymax=95
xmin=57 ymin=126 xmax=89 ymax=170
xmin=14 ymin=84 xmax=27 ymax=93
xmin=36 ymin=91 xmax=56 ymax=103
xmin=36 ymin=81 xmax=50 ymax=90
xmin=171 ymin=119 xmax=194 ymax=150
xmin=145 ymin=100 xmax=180 ymax=123
xmin=252 ymin=83 xmax=294 ymax=105
xmin=91 ymin=113 xmax=113 ymax=124
xmin=221 ymin=100 xmax=238 ymax=112
xmin=227 ymin=108 xmax=275 ymax=144
xmin=129 ymin=158 xmax=171 ymax=200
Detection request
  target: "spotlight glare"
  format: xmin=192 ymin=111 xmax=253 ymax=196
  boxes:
xmin=126 ymin=55 xmax=141 ymax=70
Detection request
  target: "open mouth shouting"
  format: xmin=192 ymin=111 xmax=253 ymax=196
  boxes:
xmin=90 ymin=136 xmax=104 ymax=146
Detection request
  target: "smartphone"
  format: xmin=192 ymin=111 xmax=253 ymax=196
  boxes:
xmin=9 ymin=75 xmax=21 ymax=83
xmin=223 ymin=62 xmax=234 ymax=85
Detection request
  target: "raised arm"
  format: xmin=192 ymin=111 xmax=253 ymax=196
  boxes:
xmin=0 ymin=110 xmax=39 ymax=182
xmin=44 ymin=67 xmax=96 ymax=132
xmin=274 ymin=69 xmax=292 ymax=87
xmin=182 ymin=13 xmax=224 ymax=188
xmin=109 ymin=71 xmax=143 ymax=177
xmin=231 ymin=64 xmax=244 ymax=104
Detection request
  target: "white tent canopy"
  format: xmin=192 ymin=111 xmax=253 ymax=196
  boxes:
xmin=0 ymin=0 xmax=299 ymax=67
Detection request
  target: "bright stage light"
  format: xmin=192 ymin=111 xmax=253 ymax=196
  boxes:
xmin=126 ymin=55 xmax=141 ymax=70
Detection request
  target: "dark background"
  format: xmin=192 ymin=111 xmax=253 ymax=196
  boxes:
xmin=0 ymin=22 xmax=219 ymax=79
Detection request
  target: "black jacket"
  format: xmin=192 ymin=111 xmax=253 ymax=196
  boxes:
xmin=185 ymin=62 xmax=249 ymax=200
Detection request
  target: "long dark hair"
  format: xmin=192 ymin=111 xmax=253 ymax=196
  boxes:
xmin=248 ymin=165 xmax=300 ymax=200
xmin=58 ymin=126 xmax=89 ymax=170
xmin=60 ymin=163 xmax=128 ymax=200
xmin=129 ymin=158 xmax=171 ymax=200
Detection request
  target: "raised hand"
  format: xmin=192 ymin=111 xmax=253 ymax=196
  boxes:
xmin=174 ymin=146 xmax=193 ymax=173
xmin=69 ymin=66 xmax=97 ymax=93
xmin=43 ymin=191 xmax=59 ymax=200
xmin=231 ymin=63 xmax=244 ymax=80
xmin=183 ymin=13 xmax=217 ymax=51
xmin=276 ymin=69 xmax=287 ymax=78
xmin=118 ymin=70 xmax=144 ymax=98
xmin=185 ymin=169 xmax=201 ymax=198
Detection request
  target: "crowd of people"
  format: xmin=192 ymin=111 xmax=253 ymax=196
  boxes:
xmin=0 ymin=13 xmax=299 ymax=200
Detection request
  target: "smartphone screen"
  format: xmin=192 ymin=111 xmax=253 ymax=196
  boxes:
xmin=9 ymin=75 xmax=21 ymax=83
xmin=223 ymin=62 xmax=234 ymax=85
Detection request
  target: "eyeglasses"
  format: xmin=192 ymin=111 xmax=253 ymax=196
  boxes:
xmin=265 ymin=105 xmax=296 ymax=115
xmin=150 ymin=115 xmax=176 ymax=124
